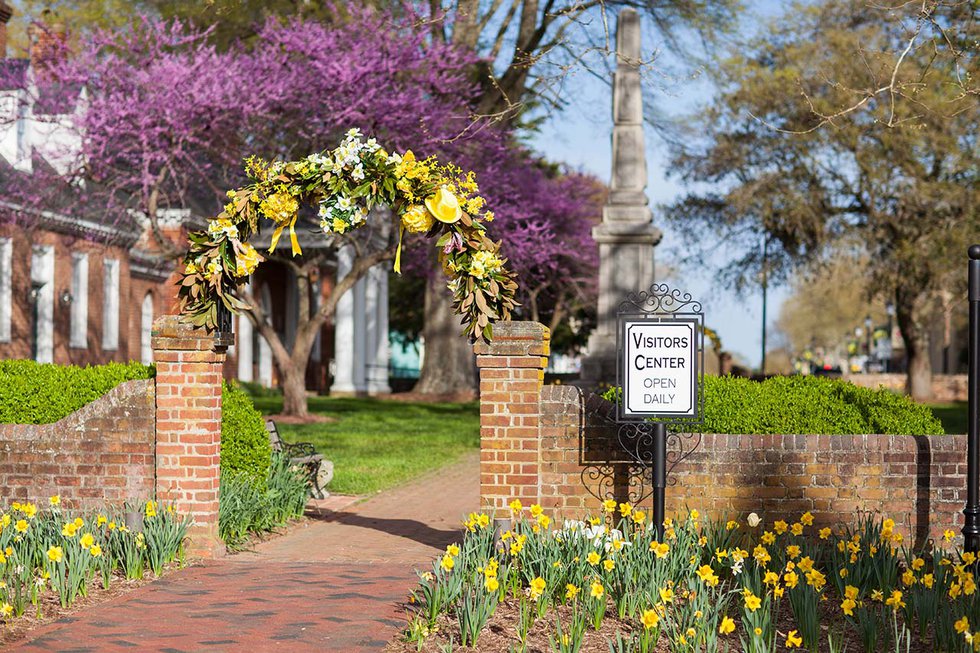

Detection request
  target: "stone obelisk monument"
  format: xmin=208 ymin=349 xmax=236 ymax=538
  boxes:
xmin=581 ymin=8 xmax=662 ymax=386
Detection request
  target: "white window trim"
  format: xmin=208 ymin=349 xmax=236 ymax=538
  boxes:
xmin=0 ymin=238 xmax=11 ymax=342
xmin=102 ymin=258 xmax=119 ymax=351
xmin=70 ymin=252 xmax=88 ymax=348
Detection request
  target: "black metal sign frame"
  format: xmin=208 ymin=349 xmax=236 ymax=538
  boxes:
xmin=615 ymin=284 xmax=705 ymax=426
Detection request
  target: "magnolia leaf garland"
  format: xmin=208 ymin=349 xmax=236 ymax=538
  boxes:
xmin=177 ymin=129 xmax=518 ymax=341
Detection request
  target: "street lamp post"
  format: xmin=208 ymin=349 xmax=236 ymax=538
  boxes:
xmin=885 ymin=301 xmax=896 ymax=373
xmin=864 ymin=315 xmax=873 ymax=369
xmin=963 ymin=245 xmax=980 ymax=553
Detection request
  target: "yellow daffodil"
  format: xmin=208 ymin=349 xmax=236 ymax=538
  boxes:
xmin=603 ymin=559 xmax=615 ymax=572
xmin=744 ymin=593 xmax=762 ymax=611
xmin=659 ymin=587 xmax=675 ymax=603
xmin=587 ymin=551 xmax=601 ymax=565
xmin=719 ymin=616 xmax=735 ymax=634
xmin=440 ymin=554 xmax=454 ymax=572
xmin=957 ymin=617 xmax=971 ymax=634
xmin=590 ymin=580 xmax=604 ymax=599
xmin=641 ymin=609 xmax=659 ymax=629
xmin=46 ymin=546 xmax=63 ymax=563
xmin=651 ymin=541 xmax=670 ymax=558
xmin=565 ymin=583 xmax=580 ymax=600
xmin=786 ymin=630 xmax=803 ymax=648
xmin=885 ymin=590 xmax=905 ymax=610
xmin=773 ymin=520 xmax=788 ymax=535
xmin=425 ymin=187 xmax=463 ymax=224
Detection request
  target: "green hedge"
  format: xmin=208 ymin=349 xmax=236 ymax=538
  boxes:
xmin=0 ymin=361 xmax=273 ymax=482
xmin=606 ymin=375 xmax=944 ymax=435
xmin=220 ymin=381 xmax=272 ymax=484
xmin=0 ymin=360 xmax=154 ymax=424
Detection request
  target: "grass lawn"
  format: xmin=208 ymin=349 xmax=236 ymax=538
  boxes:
xmin=927 ymin=401 xmax=968 ymax=434
xmin=249 ymin=395 xmax=479 ymax=495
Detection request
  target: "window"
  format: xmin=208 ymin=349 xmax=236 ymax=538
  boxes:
xmin=70 ymin=253 xmax=88 ymax=348
xmin=140 ymin=292 xmax=153 ymax=364
xmin=0 ymin=238 xmax=10 ymax=342
xmin=102 ymin=258 xmax=119 ymax=351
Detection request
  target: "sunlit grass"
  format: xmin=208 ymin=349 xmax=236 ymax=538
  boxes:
xmin=249 ymin=395 xmax=479 ymax=495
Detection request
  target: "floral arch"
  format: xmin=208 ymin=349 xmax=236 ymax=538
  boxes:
xmin=177 ymin=129 xmax=518 ymax=340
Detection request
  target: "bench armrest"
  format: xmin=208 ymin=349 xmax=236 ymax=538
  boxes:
xmin=283 ymin=441 xmax=318 ymax=459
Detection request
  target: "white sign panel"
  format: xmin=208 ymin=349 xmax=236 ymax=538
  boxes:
xmin=622 ymin=319 xmax=697 ymax=418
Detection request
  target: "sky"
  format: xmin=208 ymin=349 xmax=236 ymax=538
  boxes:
xmin=530 ymin=1 xmax=790 ymax=368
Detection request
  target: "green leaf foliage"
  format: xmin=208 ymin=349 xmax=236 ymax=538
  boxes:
xmin=605 ymin=375 xmax=943 ymax=435
xmin=0 ymin=360 xmax=154 ymax=424
xmin=220 ymin=381 xmax=273 ymax=486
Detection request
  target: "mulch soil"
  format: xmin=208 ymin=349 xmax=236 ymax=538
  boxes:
xmin=265 ymin=412 xmax=337 ymax=424
xmin=384 ymin=598 xmax=936 ymax=652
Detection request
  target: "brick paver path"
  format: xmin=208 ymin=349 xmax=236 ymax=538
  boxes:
xmin=9 ymin=452 xmax=479 ymax=653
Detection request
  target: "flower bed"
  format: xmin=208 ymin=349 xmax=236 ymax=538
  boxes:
xmin=392 ymin=503 xmax=975 ymax=652
xmin=0 ymin=497 xmax=188 ymax=635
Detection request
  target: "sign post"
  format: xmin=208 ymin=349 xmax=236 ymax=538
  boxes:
xmin=616 ymin=284 xmax=703 ymax=540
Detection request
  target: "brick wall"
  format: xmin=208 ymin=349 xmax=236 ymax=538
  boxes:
xmin=0 ymin=379 xmax=155 ymax=509
xmin=0 ymin=315 xmax=228 ymax=559
xmin=848 ymin=373 xmax=968 ymax=404
xmin=477 ymin=322 xmax=967 ymax=547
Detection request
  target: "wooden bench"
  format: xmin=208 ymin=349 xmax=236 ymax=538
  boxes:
xmin=265 ymin=420 xmax=333 ymax=499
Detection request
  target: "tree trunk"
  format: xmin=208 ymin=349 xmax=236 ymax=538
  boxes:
xmin=416 ymin=259 xmax=477 ymax=395
xmin=281 ymin=366 xmax=309 ymax=418
xmin=895 ymin=284 xmax=933 ymax=402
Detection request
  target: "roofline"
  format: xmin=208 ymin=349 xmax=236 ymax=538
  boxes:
xmin=0 ymin=199 xmax=141 ymax=246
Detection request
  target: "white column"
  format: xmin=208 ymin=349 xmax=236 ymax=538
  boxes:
xmin=0 ymin=238 xmax=11 ymax=343
xmin=258 ymin=285 xmax=274 ymax=387
xmin=352 ymin=274 xmax=367 ymax=393
xmin=70 ymin=253 xmax=88 ymax=349
xmin=101 ymin=258 xmax=120 ymax=351
xmin=31 ymin=245 xmax=55 ymax=363
xmin=140 ymin=293 xmax=153 ymax=364
xmin=330 ymin=246 xmax=356 ymax=394
xmin=237 ymin=299 xmax=254 ymax=382
xmin=368 ymin=265 xmax=391 ymax=393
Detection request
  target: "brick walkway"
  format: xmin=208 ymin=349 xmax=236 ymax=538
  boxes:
xmin=9 ymin=452 xmax=479 ymax=653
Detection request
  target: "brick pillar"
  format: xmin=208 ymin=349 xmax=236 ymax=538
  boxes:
xmin=474 ymin=321 xmax=550 ymax=512
xmin=152 ymin=315 xmax=232 ymax=558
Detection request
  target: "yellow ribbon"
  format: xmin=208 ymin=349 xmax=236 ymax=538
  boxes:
xmin=268 ymin=214 xmax=302 ymax=257
xmin=393 ymin=224 xmax=405 ymax=274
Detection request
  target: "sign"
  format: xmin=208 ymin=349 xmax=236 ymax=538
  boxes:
xmin=620 ymin=317 xmax=698 ymax=418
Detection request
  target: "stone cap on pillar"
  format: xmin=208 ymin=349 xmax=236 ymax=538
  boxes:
xmin=473 ymin=321 xmax=550 ymax=357
xmin=151 ymin=315 xmax=235 ymax=352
